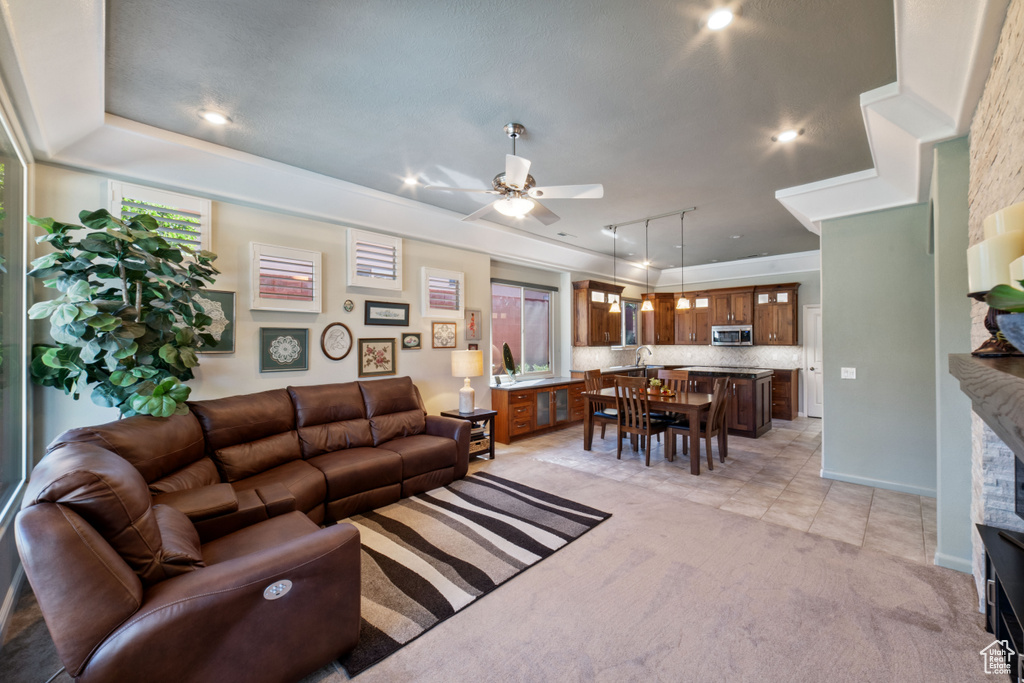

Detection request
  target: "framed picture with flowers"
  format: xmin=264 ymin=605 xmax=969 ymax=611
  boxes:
xmin=358 ymin=338 xmax=396 ymax=377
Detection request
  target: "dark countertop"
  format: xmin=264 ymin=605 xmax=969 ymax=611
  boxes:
xmin=683 ymin=366 xmax=774 ymax=379
xmin=569 ymin=365 xmax=671 ymax=376
xmin=490 ymin=376 xmax=584 ymax=390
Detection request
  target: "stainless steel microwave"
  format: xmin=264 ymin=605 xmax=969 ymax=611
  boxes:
xmin=711 ymin=324 xmax=753 ymax=346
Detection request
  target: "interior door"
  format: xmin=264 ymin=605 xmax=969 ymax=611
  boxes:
xmin=803 ymin=304 xmax=823 ymax=418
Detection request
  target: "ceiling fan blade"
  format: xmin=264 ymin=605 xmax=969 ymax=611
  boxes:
xmin=461 ymin=201 xmax=501 ymax=223
xmin=529 ymin=200 xmax=560 ymax=226
xmin=528 ymin=184 xmax=604 ymax=199
xmin=423 ymin=185 xmax=500 ymax=194
xmin=505 ymin=154 xmax=531 ymax=190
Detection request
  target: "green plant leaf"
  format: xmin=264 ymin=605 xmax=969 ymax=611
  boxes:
xmin=90 ymin=383 xmax=123 ymax=408
xmin=65 ymin=279 xmax=93 ymax=302
xmin=109 ymin=370 xmax=138 ymax=387
xmin=51 ymin=304 xmax=80 ymax=327
xmin=986 ymin=284 xmax=1024 ymax=313
xmin=27 ymin=300 xmax=60 ymax=319
xmin=112 ymin=341 xmax=138 ymax=359
xmin=30 ymin=252 xmax=61 ymax=270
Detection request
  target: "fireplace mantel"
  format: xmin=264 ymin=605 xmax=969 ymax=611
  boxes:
xmin=949 ymin=354 xmax=1024 ymax=459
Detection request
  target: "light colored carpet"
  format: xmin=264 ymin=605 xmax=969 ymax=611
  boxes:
xmin=3 ymin=452 xmax=993 ymax=682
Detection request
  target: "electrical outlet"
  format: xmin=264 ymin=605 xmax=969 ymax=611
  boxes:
xmin=841 ymin=367 xmax=856 ymax=380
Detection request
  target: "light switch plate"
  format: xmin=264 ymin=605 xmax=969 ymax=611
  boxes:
xmin=841 ymin=367 xmax=856 ymax=379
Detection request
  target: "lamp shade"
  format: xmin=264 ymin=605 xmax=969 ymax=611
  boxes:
xmin=451 ymin=350 xmax=483 ymax=378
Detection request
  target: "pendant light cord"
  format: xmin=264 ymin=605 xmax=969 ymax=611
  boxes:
xmin=645 ymin=219 xmax=650 ymax=296
xmin=680 ymin=212 xmax=685 ymax=291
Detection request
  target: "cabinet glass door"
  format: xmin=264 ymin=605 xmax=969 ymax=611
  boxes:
xmin=554 ymin=388 xmax=569 ymax=423
xmin=536 ymin=391 xmax=551 ymax=426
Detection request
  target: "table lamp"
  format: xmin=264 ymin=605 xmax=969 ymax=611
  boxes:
xmin=452 ymin=349 xmax=484 ymax=414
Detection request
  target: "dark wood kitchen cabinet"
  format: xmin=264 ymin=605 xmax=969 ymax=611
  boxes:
xmin=770 ymin=369 xmax=799 ymax=420
xmin=641 ymin=292 xmax=676 ymax=345
xmin=572 ymin=280 xmax=624 ymax=346
xmin=674 ymin=293 xmax=711 ymax=345
xmin=754 ymin=284 xmax=799 ymax=346
xmin=710 ymin=287 xmax=754 ymax=326
xmin=725 ymin=376 xmax=772 ymax=438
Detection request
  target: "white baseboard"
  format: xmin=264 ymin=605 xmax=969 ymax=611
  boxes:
xmin=820 ymin=468 xmax=937 ymax=497
xmin=933 ymin=551 xmax=973 ymax=574
xmin=0 ymin=564 xmax=24 ymax=647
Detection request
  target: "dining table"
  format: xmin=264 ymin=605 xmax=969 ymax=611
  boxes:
xmin=583 ymin=387 xmax=714 ymax=475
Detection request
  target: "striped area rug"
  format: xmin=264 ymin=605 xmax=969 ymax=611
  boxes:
xmin=338 ymin=471 xmax=611 ymax=676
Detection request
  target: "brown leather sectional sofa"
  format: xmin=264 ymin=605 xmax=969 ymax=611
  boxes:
xmin=16 ymin=376 xmax=470 ymax=682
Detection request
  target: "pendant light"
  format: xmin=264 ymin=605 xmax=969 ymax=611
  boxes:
xmin=640 ymin=219 xmax=654 ymax=312
xmin=609 ymin=226 xmax=621 ymax=313
xmin=676 ymin=211 xmax=689 ymax=309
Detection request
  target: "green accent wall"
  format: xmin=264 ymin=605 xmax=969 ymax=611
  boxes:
xmin=931 ymin=137 xmax=973 ymax=572
xmin=821 ymin=203 xmax=937 ymax=495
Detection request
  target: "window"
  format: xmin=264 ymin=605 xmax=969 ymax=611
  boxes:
xmin=422 ymin=267 xmax=464 ymax=318
xmin=110 ymin=181 xmax=211 ymax=252
xmin=0 ymin=102 xmax=25 ymax=519
xmin=250 ymin=242 xmax=322 ymax=312
xmin=491 ymin=282 xmax=553 ymax=377
xmin=347 ymin=229 xmax=402 ymax=290
xmin=621 ymin=298 xmax=640 ymax=347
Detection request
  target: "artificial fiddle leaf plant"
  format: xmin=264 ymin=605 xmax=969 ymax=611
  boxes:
xmin=27 ymin=209 xmax=219 ymax=417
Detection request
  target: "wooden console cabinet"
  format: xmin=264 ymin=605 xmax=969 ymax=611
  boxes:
xmin=492 ymin=379 xmax=585 ymax=444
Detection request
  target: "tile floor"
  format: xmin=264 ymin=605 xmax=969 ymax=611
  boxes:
xmin=475 ymin=416 xmax=937 ymax=565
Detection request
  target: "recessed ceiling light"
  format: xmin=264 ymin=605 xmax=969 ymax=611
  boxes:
xmin=643 ymin=260 xmax=651 ymax=267
xmin=707 ymin=9 xmax=734 ymax=30
xmin=675 ymin=245 xmax=682 ymax=249
xmin=731 ymin=234 xmax=742 ymax=239
xmin=199 ymin=110 xmax=231 ymax=125
xmin=710 ymin=259 xmax=719 ymax=263
xmin=772 ymin=129 xmax=804 ymax=143
xmin=403 ymin=176 xmax=419 ymax=186
xmin=628 ymin=252 xmax=635 ymax=256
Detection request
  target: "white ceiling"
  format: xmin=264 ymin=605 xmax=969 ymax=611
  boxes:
xmin=0 ymin=0 xmax=1008 ymax=285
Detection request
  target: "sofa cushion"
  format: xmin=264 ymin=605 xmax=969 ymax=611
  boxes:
xmin=213 ymin=431 xmax=302 ymax=483
xmin=189 ymin=389 xmax=296 ymax=452
xmin=201 ymin=510 xmax=319 ymax=566
xmin=151 ymin=504 xmax=205 ymax=578
xmin=383 ymin=434 xmax=457 ymax=479
xmin=230 ymin=460 xmax=326 ymax=516
xmin=359 ymin=377 xmax=426 ymax=446
xmin=23 ymin=443 xmax=168 ymax=586
xmin=290 ymin=381 xmax=373 ymax=457
xmin=153 ymin=483 xmax=238 ymax=522
xmin=149 ymin=458 xmax=221 ymax=495
xmin=47 ymin=412 xmax=206 ymax=484
xmin=308 ymin=447 xmax=402 ymax=501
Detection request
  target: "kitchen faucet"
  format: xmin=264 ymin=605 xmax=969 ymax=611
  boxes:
xmin=635 ymin=346 xmax=652 ymax=367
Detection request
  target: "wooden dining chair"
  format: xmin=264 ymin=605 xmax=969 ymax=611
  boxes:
xmin=614 ymin=376 xmax=670 ymax=467
xmin=666 ymin=377 xmax=729 ymax=472
xmin=657 ymin=368 xmax=691 ymax=394
xmin=584 ymin=369 xmax=617 ymax=441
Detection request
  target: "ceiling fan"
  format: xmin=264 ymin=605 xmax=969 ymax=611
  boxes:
xmin=424 ymin=123 xmax=603 ymax=226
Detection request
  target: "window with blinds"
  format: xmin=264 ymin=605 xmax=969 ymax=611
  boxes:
xmin=347 ymin=228 xmax=402 ymax=290
xmin=109 ymin=181 xmax=211 ymax=252
xmin=421 ymin=267 xmax=464 ymax=318
xmin=250 ymin=242 xmax=322 ymax=312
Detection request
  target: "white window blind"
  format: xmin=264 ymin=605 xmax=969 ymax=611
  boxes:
xmin=422 ymin=267 xmax=464 ymax=319
xmin=347 ymin=228 xmax=402 ymax=290
xmin=109 ymin=181 xmax=211 ymax=252
xmin=250 ymin=242 xmax=322 ymax=312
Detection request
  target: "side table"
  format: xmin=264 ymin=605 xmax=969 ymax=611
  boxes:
xmin=440 ymin=408 xmax=497 ymax=460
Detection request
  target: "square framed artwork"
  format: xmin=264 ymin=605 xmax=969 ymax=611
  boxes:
xmin=432 ymin=322 xmax=457 ymax=349
xmin=464 ymin=308 xmax=482 ymax=340
xmin=259 ymin=328 xmax=309 ymax=372
xmin=468 ymin=343 xmax=478 ymax=351
xmin=195 ymin=290 xmax=236 ymax=354
xmin=401 ymin=332 xmax=421 ymax=350
xmin=358 ymin=338 xmax=396 ymax=377
xmin=364 ymin=300 xmax=410 ymax=326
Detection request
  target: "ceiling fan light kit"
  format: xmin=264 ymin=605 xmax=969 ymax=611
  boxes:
xmin=425 ymin=123 xmax=603 ymax=227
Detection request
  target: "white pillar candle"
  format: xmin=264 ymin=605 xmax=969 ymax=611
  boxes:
xmin=983 ymin=200 xmax=1024 ymax=239
xmin=1011 ymin=256 xmax=1024 ymax=290
xmin=967 ymin=231 xmax=1024 ymax=293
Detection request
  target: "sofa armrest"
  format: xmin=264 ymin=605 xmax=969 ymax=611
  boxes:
xmin=83 ymin=523 xmax=362 ymax=683
xmin=256 ymin=482 xmax=297 ymax=517
xmin=425 ymin=415 xmax=470 ymax=480
xmin=153 ymin=483 xmax=238 ymax=522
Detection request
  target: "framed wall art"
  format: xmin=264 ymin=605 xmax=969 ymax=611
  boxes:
xmin=364 ymin=300 xmax=409 ymax=326
xmin=358 ymin=338 xmax=396 ymax=377
xmin=401 ymin=332 xmax=421 ymax=350
xmin=464 ymin=308 xmax=482 ymax=340
xmin=194 ymin=289 xmax=236 ymax=354
xmin=320 ymin=322 xmax=353 ymax=361
xmin=259 ymin=328 xmax=308 ymax=372
xmin=432 ymin=322 xmax=456 ymax=349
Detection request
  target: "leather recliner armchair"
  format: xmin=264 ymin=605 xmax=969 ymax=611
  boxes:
xmin=15 ymin=442 xmax=361 ymax=683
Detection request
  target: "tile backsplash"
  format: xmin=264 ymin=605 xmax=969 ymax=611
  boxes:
xmin=571 ymin=344 xmax=803 ymax=372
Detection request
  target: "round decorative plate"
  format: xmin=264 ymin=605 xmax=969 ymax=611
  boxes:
xmin=343 ymin=299 xmax=355 ymax=313
xmin=321 ymin=322 xmax=353 ymax=360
